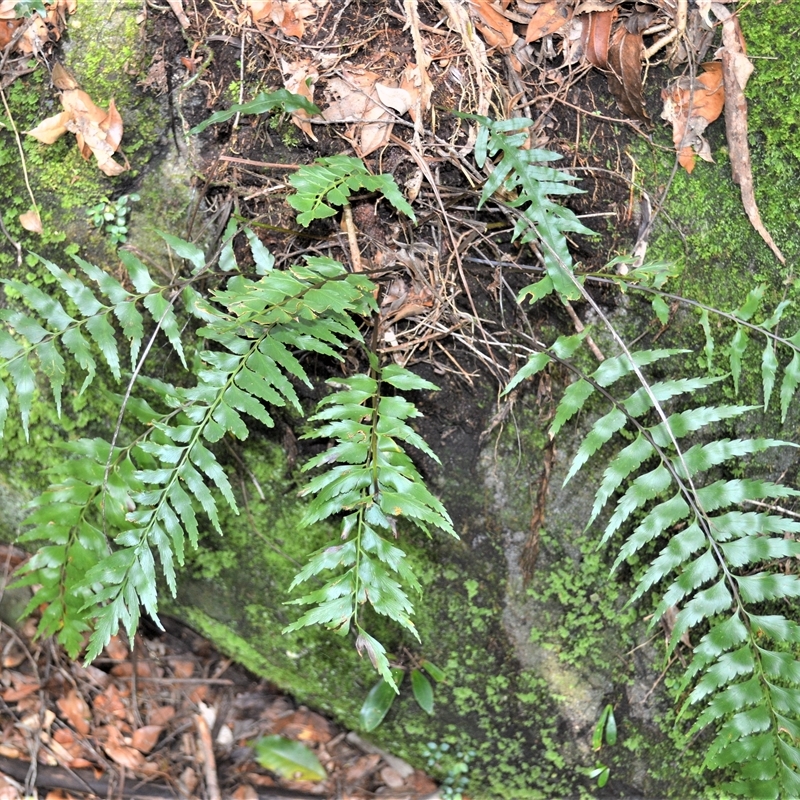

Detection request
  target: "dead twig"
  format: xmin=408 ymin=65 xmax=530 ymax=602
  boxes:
xmin=195 ymin=712 xmax=222 ymax=800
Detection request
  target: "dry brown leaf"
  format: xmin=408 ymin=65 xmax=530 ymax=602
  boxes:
xmin=131 ymin=725 xmax=164 ymax=754
xmin=3 ymin=0 xmax=76 ymax=55
xmin=272 ymin=709 xmax=332 ymax=743
xmin=322 ymin=69 xmax=407 ymax=156
xmin=93 ymin=683 xmax=129 ymax=721
xmin=660 ymin=61 xmax=724 ymax=172
xmin=149 ymin=705 xmax=176 ymax=726
xmin=583 ymin=8 xmax=617 ymax=69
xmin=0 ymin=17 xmax=22 ymax=49
xmin=469 ymin=0 xmax=517 ymax=49
xmin=56 ymin=689 xmax=91 ymax=735
xmin=18 ymin=209 xmax=42 ymax=234
xmin=525 ymin=0 xmax=573 ymax=43
xmin=710 ymin=2 xmax=784 ymax=263
xmin=25 ymin=110 xmax=71 ymax=144
xmin=27 ymin=68 xmax=127 ymax=176
xmin=102 ymin=726 xmax=146 ymax=770
xmin=2 ymin=673 xmax=40 ymax=702
xmin=281 ymin=57 xmax=318 ymax=141
xmin=606 ymin=26 xmax=648 ymax=121
xmin=243 ymin=0 xmax=319 ymax=38
xmin=243 ymin=0 xmax=272 ymax=21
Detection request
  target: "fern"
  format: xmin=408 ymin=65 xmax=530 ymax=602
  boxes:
xmin=287 ymin=154 xmax=416 ymax=225
xmin=285 ymin=358 xmax=456 ymax=687
xmin=507 ymin=327 xmax=800 ymax=796
xmin=6 ymin=230 xmax=395 ymax=659
xmin=457 ymin=113 xmax=594 ymax=300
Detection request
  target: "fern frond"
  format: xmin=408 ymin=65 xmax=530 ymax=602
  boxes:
xmin=0 ymin=252 xmax=186 ymax=439
xmin=286 ymin=362 xmax=455 ymax=688
xmin=456 ymin=113 xmax=592 ymax=301
xmin=507 ymin=327 xmax=800 ymax=795
xmin=287 ymin=155 xmax=415 ymax=226
xmin=6 ymin=231 xmax=381 ymax=663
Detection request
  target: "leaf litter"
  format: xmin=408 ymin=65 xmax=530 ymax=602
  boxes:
xmin=0 ymin=542 xmax=438 ymax=799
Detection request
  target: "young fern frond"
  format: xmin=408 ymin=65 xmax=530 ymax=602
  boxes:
xmin=457 ymin=113 xmax=593 ymax=300
xmin=286 ymin=359 xmax=456 ymax=689
xmin=287 ymin=154 xmax=416 ymax=226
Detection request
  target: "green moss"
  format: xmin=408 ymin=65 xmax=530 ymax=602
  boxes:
xmin=0 ymin=0 xmax=163 ymax=270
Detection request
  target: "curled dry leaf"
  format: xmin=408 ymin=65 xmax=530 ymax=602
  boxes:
xmin=583 ymin=8 xmax=617 ymax=69
xmin=281 ymin=58 xmax=318 ymax=141
xmin=18 ymin=209 xmax=42 ymax=234
xmin=661 ymin=61 xmax=724 ymax=173
xmin=469 ymin=0 xmax=517 ymax=49
xmin=606 ymin=26 xmax=648 ymax=121
xmin=27 ymin=65 xmax=127 ymax=176
xmin=526 ymin=0 xmax=573 ymax=43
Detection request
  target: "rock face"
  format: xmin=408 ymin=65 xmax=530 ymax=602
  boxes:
xmin=168 ymin=396 xmax=694 ymax=799
xmin=1 ymin=3 xmax=799 ymax=799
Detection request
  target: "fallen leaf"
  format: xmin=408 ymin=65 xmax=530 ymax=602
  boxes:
xmin=131 ymin=725 xmax=164 ymax=754
xmin=606 ymin=26 xmax=648 ymax=121
xmin=661 ymin=61 xmax=724 ymax=172
xmin=322 ymin=69 xmax=408 ymax=156
xmin=242 ymin=0 xmax=319 ymax=38
xmin=710 ymin=2 xmax=784 ymax=263
xmin=56 ymin=689 xmax=91 ymax=735
xmin=526 ymin=0 xmax=573 ymax=43
xmin=0 ymin=17 xmax=22 ymax=49
xmin=18 ymin=209 xmax=42 ymax=234
xmin=281 ymin=58 xmax=318 ymax=141
xmin=25 ymin=110 xmax=71 ymax=144
xmin=470 ymin=0 xmax=517 ymax=49
xmin=101 ymin=726 xmax=146 ymax=770
xmin=583 ymin=8 xmax=617 ymax=69
xmin=149 ymin=705 xmax=176 ymax=726
xmin=27 ymin=66 xmax=128 ymax=176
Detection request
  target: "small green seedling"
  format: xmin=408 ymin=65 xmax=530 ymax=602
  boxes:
xmin=588 ymin=703 xmax=617 ymax=788
xmin=87 ymin=193 xmax=139 ymax=245
xmin=359 ymin=659 xmax=445 ymax=732
xmin=425 ymin=741 xmax=476 ymax=800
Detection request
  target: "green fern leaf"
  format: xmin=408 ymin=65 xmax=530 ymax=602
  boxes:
xmin=189 ymin=88 xmax=321 ymax=135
